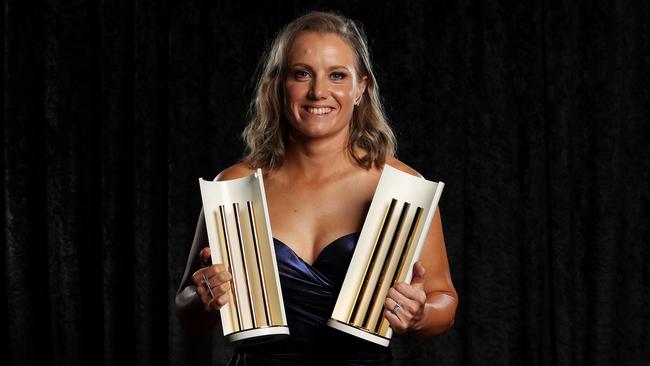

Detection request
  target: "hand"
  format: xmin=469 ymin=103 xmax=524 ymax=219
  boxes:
xmin=191 ymin=246 xmax=232 ymax=313
xmin=383 ymin=261 xmax=427 ymax=333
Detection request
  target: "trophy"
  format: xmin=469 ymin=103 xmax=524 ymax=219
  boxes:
xmin=199 ymin=170 xmax=289 ymax=345
xmin=327 ymin=164 xmax=444 ymax=346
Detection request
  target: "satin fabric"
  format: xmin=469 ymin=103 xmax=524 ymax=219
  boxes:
xmin=228 ymin=233 xmax=392 ymax=365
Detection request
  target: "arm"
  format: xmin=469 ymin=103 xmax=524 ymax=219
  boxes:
xmin=174 ymin=208 xmax=221 ymax=336
xmin=380 ymin=159 xmax=458 ymax=336
xmin=175 ymin=163 xmax=255 ymax=336
xmin=383 ymin=207 xmax=458 ymax=337
xmin=414 ymin=207 xmax=458 ymax=336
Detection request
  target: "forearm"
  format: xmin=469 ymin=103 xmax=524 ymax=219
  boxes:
xmin=412 ymin=291 xmax=458 ymax=337
xmin=175 ymin=285 xmax=220 ymax=336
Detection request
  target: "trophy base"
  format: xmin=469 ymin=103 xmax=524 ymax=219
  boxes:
xmin=225 ymin=325 xmax=290 ymax=346
xmin=326 ymin=318 xmax=390 ymax=347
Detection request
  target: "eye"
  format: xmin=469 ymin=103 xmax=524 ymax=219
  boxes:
xmin=330 ymin=72 xmax=347 ymax=80
xmin=293 ymin=70 xmax=311 ymax=80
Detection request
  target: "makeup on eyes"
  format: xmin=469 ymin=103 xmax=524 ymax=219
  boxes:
xmin=289 ymin=63 xmax=354 ymax=79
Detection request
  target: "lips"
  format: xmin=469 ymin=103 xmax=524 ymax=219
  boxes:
xmin=303 ymin=106 xmax=334 ymax=115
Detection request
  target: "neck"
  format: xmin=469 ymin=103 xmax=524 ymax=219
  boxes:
xmin=282 ymin=130 xmax=354 ymax=181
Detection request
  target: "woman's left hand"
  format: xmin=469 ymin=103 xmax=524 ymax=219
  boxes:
xmin=383 ymin=261 xmax=427 ymax=333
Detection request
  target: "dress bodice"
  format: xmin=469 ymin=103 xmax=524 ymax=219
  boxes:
xmin=228 ymin=233 xmax=392 ymax=365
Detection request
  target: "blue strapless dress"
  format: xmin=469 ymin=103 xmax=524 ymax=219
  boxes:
xmin=228 ymin=233 xmax=392 ymax=365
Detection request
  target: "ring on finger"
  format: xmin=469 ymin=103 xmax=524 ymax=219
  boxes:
xmin=389 ymin=301 xmax=402 ymax=320
xmin=202 ymin=273 xmax=215 ymax=298
xmin=392 ymin=302 xmax=402 ymax=314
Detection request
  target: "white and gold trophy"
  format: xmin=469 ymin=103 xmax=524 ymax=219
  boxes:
xmin=327 ymin=164 xmax=444 ymax=346
xmin=199 ymin=170 xmax=289 ymax=345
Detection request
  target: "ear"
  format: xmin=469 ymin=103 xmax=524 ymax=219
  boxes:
xmin=356 ymin=75 xmax=368 ymax=105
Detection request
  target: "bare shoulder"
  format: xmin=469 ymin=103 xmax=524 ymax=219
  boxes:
xmin=383 ymin=157 xmax=442 ymax=217
xmin=384 ymin=157 xmax=423 ymax=178
xmin=214 ymin=162 xmax=256 ymax=181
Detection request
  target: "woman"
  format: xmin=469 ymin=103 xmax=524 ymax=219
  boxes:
xmin=176 ymin=11 xmax=458 ymax=365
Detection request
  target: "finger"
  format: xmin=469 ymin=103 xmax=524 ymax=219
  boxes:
xmin=205 ymin=291 xmax=230 ymax=312
xmin=208 ymin=281 xmax=231 ymax=297
xmin=217 ymin=282 xmax=231 ymax=295
xmin=395 ymin=282 xmax=427 ymax=305
xmin=388 ymin=287 xmax=419 ymax=316
xmin=201 ymin=283 xmax=221 ymax=310
xmin=384 ymin=297 xmax=400 ymax=318
xmin=215 ymin=271 xmax=232 ymax=283
xmin=409 ymin=261 xmax=426 ymax=290
xmin=191 ymin=269 xmax=206 ymax=286
xmin=194 ymin=270 xmax=231 ymax=301
xmin=191 ymin=264 xmax=229 ymax=285
xmin=387 ymin=287 xmax=413 ymax=311
xmin=191 ymin=268 xmax=208 ymax=286
xmin=196 ymin=284 xmax=211 ymax=308
xmin=385 ymin=295 xmax=413 ymax=324
xmin=205 ymin=297 xmax=215 ymax=312
xmin=213 ymin=293 xmax=230 ymax=310
xmin=203 ymin=268 xmax=232 ymax=287
xmin=199 ymin=247 xmax=212 ymax=267
xmin=200 ymin=273 xmax=217 ymax=299
xmin=383 ymin=308 xmax=406 ymax=333
xmin=205 ymin=263 xmax=228 ymax=276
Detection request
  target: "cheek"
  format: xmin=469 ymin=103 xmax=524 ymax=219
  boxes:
xmin=331 ymin=84 xmax=356 ymax=105
xmin=284 ymin=81 xmax=305 ymax=107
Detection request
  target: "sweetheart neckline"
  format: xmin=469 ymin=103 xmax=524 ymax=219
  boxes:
xmin=273 ymin=232 xmax=360 ymax=267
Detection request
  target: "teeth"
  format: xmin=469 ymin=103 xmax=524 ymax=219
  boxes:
xmin=306 ymin=107 xmax=332 ymax=115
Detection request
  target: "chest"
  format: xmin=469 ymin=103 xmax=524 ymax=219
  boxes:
xmin=263 ymin=175 xmax=376 ymax=265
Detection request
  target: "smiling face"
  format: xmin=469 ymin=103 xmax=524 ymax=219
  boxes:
xmin=283 ymin=31 xmax=367 ymax=141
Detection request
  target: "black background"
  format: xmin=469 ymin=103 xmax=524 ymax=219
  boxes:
xmin=4 ymin=0 xmax=650 ymax=365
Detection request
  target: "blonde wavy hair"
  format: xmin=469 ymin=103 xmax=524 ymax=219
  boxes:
xmin=242 ymin=11 xmax=396 ymax=170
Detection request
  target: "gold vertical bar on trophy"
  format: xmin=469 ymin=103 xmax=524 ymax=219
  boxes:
xmin=349 ymin=199 xmax=399 ymax=326
xmin=347 ymin=199 xmax=396 ymax=323
xmin=362 ymin=202 xmax=411 ymax=331
xmin=247 ymin=201 xmax=272 ymax=326
xmin=217 ymin=205 xmax=243 ymax=331
xmin=377 ymin=206 xmax=423 ymax=335
xmin=233 ymin=202 xmax=258 ymax=327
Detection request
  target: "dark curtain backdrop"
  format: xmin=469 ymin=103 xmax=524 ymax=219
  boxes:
xmin=3 ymin=0 xmax=649 ymax=365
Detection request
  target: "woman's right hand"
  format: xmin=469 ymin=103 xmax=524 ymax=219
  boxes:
xmin=191 ymin=246 xmax=232 ymax=313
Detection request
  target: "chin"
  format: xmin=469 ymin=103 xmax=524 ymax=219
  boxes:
xmin=295 ymin=128 xmax=333 ymax=139
xmin=287 ymin=111 xmax=351 ymax=140
xmin=288 ymin=122 xmax=344 ymax=140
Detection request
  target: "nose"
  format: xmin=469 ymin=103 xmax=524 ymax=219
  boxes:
xmin=308 ymin=76 xmax=328 ymax=99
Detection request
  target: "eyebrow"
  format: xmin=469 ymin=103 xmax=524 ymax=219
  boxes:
xmin=289 ymin=63 xmax=351 ymax=71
